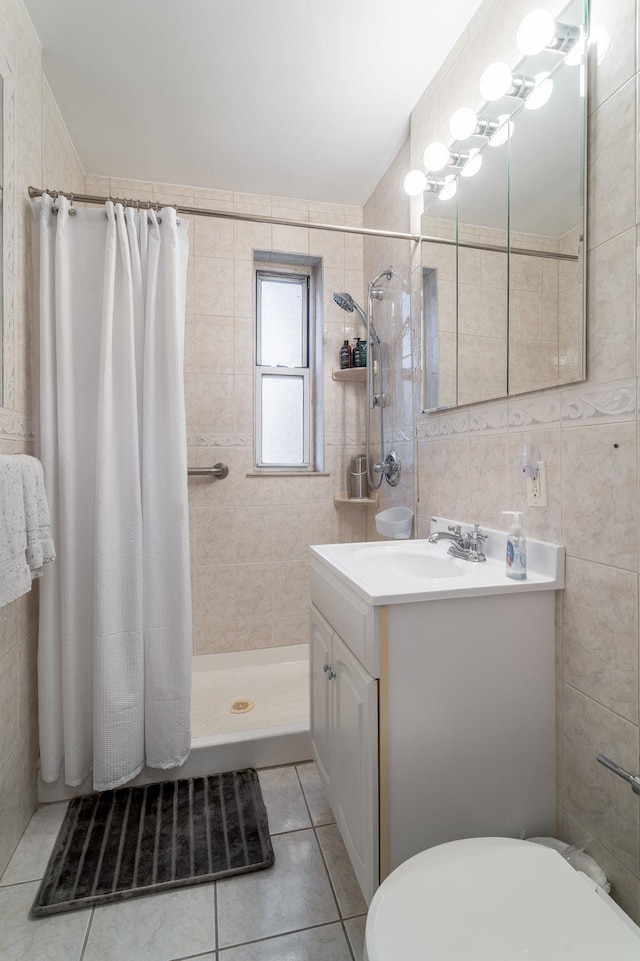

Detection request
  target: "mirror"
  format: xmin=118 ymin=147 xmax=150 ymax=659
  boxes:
xmin=421 ymin=0 xmax=586 ymax=411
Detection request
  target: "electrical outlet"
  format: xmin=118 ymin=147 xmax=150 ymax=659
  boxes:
xmin=527 ymin=460 xmax=548 ymax=507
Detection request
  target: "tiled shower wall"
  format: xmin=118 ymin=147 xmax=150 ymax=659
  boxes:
xmin=404 ymin=0 xmax=640 ymax=923
xmin=0 ymin=0 xmax=85 ymax=874
xmin=83 ymin=173 xmax=375 ymax=655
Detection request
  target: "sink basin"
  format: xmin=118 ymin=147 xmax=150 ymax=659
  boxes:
xmin=352 ymin=545 xmax=466 ymax=579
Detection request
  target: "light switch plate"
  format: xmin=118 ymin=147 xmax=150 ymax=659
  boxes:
xmin=527 ymin=461 xmax=548 ymax=507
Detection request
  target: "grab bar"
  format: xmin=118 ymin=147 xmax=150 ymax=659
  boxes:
xmin=187 ymin=463 xmax=229 ymax=479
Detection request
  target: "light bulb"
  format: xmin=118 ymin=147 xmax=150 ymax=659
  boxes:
xmin=438 ymin=177 xmax=457 ymax=201
xmin=516 ymin=9 xmax=556 ymax=55
xmin=449 ymin=107 xmax=478 ymax=141
xmin=479 ymin=61 xmax=513 ymax=101
xmin=525 ymin=72 xmax=553 ymax=110
xmin=488 ymin=114 xmax=512 ymax=147
xmin=461 ymin=149 xmax=482 ymax=178
xmin=423 ymin=142 xmax=451 ymax=172
xmin=403 ymin=169 xmax=428 ymax=196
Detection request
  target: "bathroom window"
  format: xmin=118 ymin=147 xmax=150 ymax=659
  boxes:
xmin=254 ymin=267 xmax=316 ymax=469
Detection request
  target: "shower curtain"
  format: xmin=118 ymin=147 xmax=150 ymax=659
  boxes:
xmin=33 ymin=193 xmax=192 ymax=791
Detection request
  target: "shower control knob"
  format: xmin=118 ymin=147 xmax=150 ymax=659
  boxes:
xmin=323 ymin=663 xmax=331 ymax=673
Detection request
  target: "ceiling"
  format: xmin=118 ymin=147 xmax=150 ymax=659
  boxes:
xmin=23 ymin=0 xmax=485 ymax=205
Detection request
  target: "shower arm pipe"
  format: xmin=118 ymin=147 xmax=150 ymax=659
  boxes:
xmin=27 ymin=187 xmax=577 ymax=261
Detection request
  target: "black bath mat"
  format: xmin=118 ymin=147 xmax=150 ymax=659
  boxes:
xmin=31 ymin=769 xmax=274 ymax=917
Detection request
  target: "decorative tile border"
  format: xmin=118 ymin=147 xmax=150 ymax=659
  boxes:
xmin=188 ymin=434 xmax=250 ymax=448
xmin=561 ymin=379 xmax=636 ymax=426
xmin=468 ymin=402 xmax=508 ymax=434
xmin=0 ymin=408 xmax=32 ymax=441
xmin=507 ymin=392 xmax=562 ymax=430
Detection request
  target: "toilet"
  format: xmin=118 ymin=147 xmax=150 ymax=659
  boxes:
xmin=365 ymin=837 xmax=640 ymax=960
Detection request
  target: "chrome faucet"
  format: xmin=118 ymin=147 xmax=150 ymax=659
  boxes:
xmin=428 ymin=523 xmax=487 ymax=563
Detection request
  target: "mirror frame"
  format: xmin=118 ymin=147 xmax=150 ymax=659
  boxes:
xmin=420 ymin=0 xmax=588 ymax=413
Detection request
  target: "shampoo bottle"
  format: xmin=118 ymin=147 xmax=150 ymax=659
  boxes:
xmin=340 ymin=340 xmax=352 ymax=369
xmin=502 ymin=510 xmax=527 ymax=580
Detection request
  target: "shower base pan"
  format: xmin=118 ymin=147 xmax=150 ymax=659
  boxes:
xmin=38 ymin=644 xmax=311 ymax=803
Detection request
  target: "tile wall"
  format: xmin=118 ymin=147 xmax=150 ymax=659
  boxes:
xmin=403 ymin=0 xmax=640 ymax=923
xmin=0 ymin=0 xmax=85 ymax=875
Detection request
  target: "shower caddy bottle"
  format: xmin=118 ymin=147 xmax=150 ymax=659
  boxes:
xmin=340 ymin=340 xmax=352 ymax=369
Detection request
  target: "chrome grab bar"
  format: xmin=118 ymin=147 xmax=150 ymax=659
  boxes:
xmin=187 ymin=463 xmax=228 ymax=479
xmin=597 ymin=754 xmax=640 ymax=796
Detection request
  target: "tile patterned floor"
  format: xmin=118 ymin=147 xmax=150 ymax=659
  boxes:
xmin=0 ymin=762 xmax=367 ymax=961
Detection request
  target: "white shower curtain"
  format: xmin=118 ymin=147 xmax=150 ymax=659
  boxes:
xmin=34 ymin=193 xmax=192 ymax=791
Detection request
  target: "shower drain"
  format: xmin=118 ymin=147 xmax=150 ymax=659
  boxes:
xmin=230 ymin=699 xmax=255 ymax=714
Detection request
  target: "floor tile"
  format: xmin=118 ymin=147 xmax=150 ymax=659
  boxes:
xmin=217 ymin=829 xmax=339 ymax=948
xmin=296 ymin=762 xmax=334 ymax=826
xmin=82 ymin=884 xmax=215 ymax=961
xmin=1 ymin=802 xmax=69 ymax=886
xmin=316 ymin=824 xmax=367 ymax=918
xmin=258 ymin=766 xmax=311 ymax=834
xmin=345 ymin=914 xmax=367 ymax=960
xmin=0 ymin=880 xmax=90 ymax=961
xmin=218 ymin=921 xmax=352 ymax=960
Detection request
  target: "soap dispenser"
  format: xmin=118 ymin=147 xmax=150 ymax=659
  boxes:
xmin=502 ymin=510 xmax=527 ymax=580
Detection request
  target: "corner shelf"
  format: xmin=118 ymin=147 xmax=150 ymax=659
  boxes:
xmin=334 ymin=492 xmax=378 ymax=507
xmin=332 ymin=368 xmax=366 ymax=383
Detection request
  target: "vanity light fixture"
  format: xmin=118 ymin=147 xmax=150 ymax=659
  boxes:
xmin=449 ymin=107 xmax=500 ymax=141
xmin=403 ymin=3 xmax=581 ymax=199
xmin=516 ymin=8 xmax=580 ymax=57
xmin=422 ymin=141 xmax=451 ymax=172
xmin=479 ymin=62 xmax=535 ymax=102
xmin=524 ymin=72 xmax=554 ymax=110
xmin=403 ymin=169 xmax=428 ymax=196
xmin=423 ymin=142 xmax=471 ymax=172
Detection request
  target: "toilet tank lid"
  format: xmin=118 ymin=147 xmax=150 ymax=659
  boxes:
xmin=366 ymin=838 xmax=640 ymax=961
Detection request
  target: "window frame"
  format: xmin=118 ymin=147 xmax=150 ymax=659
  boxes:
xmin=254 ymin=267 xmax=314 ymax=470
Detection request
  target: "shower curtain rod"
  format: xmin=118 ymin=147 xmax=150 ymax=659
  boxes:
xmin=27 ymin=186 xmax=578 ymax=261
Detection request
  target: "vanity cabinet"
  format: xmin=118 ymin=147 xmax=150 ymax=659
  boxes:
xmin=310 ymin=604 xmax=378 ymax=900
xmin=310 ymin=545 xmax=559 ymax=905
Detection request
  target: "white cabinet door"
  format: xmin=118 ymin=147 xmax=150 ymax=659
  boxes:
xmin=331 ymin=632 xmax=379 ymax=903
xmin=309 ymin=604 xmax=333 ymax=796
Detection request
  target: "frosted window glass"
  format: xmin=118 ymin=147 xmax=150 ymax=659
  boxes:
xmin=261 ymin=375 xmax=304 ymax=464
xmin=259 ymin=279 xmax=305 ymax=367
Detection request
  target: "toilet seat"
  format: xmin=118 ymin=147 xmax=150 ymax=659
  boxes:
xmin=366 ymin=837 xmax=640 ymax=960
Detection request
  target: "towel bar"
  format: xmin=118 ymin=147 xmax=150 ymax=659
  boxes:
xmin=187 ymin=463 xmax=228 ymax=479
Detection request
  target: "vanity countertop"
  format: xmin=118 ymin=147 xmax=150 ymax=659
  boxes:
xmin=310 ymin=518 xmax=565 ymax=606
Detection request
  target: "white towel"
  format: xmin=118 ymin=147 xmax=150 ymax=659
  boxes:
xmin=16 ymin=454 xmax=56 ymax=578
xmin=0 ymin=456 xmax=31 ymax=607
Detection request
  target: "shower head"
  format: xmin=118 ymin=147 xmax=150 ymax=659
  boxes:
xmin=333 ymin=291 xmax=368 ymax=326
xmin=333 ymin=291 xmax=380 ymax=345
